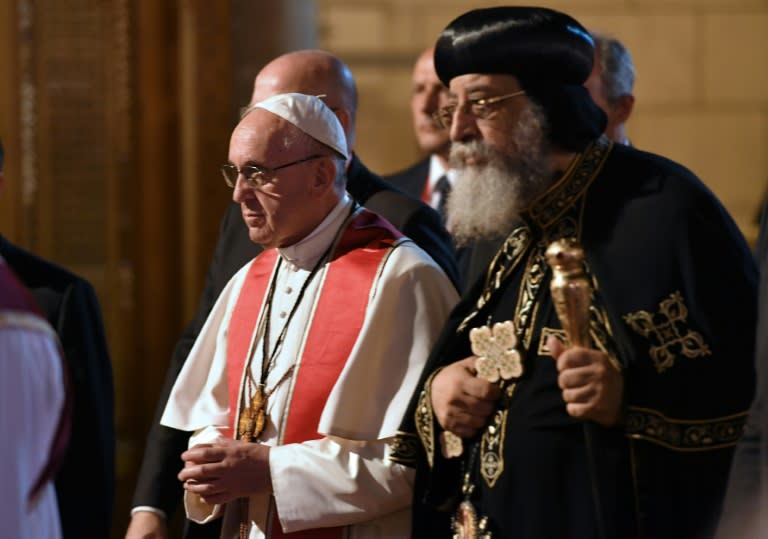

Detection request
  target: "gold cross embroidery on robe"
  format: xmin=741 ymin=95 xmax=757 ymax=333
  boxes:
xmin=623 ymin=291 xmax=711 ymax=373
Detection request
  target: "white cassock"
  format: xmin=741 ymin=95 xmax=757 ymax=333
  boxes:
xmin=162 ymin=193 xmax=459 ymax=538
xmin=0 ymin=311 xmax=65 ymax=539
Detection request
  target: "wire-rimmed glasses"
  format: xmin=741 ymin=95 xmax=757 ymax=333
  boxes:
xmin=432 ymin=90 xmax=527 ymax=129
xmin=221 ymin=154 xmax=326 ymax=189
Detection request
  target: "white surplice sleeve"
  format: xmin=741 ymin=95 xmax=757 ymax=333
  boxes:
xmin=160 ymin=262 xmax=259 ymax=525
xmin=0 ymin=320 xmax=65 ymax=539
xmin=270 ymin=240 xmax=459 ymax=533
xmin=160 ymin=262 xmax=252 ymax=432
xmin=270 ymin=437 xmax=414 ymax=533
xmin=318 ymin=240 xmax=459 ymax=439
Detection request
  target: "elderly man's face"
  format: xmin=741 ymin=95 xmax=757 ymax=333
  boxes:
xmin=229 ymin=110 xmax=324 ymax=249
xmin=445 ymin=73 xmax=530 ymax=161
xmin=442 ymin=73 xmax=552 ymax=244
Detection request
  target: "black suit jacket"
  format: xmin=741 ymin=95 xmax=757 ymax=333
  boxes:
xmin=0 ymin=235 xmax=115 ymax=539
xmin=131 ymin=154 xmax=457 ymax=537
xmin=383 ymin=156 xmax=430 ymax=201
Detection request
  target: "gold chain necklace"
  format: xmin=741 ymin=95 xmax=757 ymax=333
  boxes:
xmin=237 ymin=204 xmax=356 ymax=444
xmin=236 ymin=204 xmax=356 ymax=539
xmin=238 ymin=252 xmax=326 ymax=443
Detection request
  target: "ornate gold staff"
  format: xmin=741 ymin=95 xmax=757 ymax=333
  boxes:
xmin=545 ymin=238 xmax=606 ymax=539
xmin=545 ymin=239 xmax=591 ymax=348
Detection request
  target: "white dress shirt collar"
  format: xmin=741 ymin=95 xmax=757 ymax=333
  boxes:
xmin=427 ymin=154 xmax=451 ymax=191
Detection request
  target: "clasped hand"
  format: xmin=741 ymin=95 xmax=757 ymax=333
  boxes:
xmin=179 ymin=438 xmax=272 ymax=505
xmin=430 ymin=337 xmax=624 ymax=438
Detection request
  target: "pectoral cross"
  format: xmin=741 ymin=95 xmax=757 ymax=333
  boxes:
xmin=440 ymin=321 xmax=522 ymax=459
xmin=470 ymin=321 xmax=522 ymax=382
xmin=238 ymin=386 xmax=266 ymax=442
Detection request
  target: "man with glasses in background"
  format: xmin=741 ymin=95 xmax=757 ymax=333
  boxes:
xmin=393 ymin=6 xmax=757 ymax=538
xmin=159 ymin=92 xmax=457 ymax=538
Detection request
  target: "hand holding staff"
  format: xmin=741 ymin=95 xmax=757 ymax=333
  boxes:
xmin=546 ymin=239 xmax=623 ymax=427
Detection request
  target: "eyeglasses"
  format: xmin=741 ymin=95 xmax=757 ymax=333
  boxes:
xmin=221 ymin=154 xmax=326 ymax=189
xmin=432 ymin=90 xmax=527 ymax=129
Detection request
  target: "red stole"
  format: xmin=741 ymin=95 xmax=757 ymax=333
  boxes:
xmin=226 ymin=209 xmax=401 ymax=537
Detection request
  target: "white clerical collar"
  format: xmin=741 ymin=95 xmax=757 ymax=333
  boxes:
xmin=278 ymin=192 xmax=353 ymax=270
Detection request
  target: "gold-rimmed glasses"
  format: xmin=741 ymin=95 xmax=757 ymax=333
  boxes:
xmin=432 ymin=90 xmax=527 ymax=129
xmin=221 ymin=154 xmax=326 ymax=189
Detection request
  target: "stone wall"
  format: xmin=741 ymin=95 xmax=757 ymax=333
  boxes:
xmin=318 ymin=0 xmax=768 ymax=244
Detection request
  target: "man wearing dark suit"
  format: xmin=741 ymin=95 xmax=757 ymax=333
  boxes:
xmin=125 ymin=50 xmax=458 ymax=539
xmin=0 ymin=141 xmax=115 ymax=539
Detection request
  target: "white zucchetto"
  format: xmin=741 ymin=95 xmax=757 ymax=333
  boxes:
xmin=250 ymin=92 xmax=349 ymax=160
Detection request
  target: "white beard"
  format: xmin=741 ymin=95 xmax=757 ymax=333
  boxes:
xmin=446 ymin=104 xmax=553 ymax=247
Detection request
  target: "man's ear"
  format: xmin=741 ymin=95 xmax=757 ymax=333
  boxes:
xmin=333 ymin=108 xmax=352 ymax=135
xmin=311 ymin=156 xmax=337 ymax=196
xmin=615 ymin=94 xmax=635 ymax=124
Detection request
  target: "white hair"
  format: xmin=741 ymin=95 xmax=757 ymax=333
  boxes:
xmin=446 ymin=102 xmax=554 ymax=246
